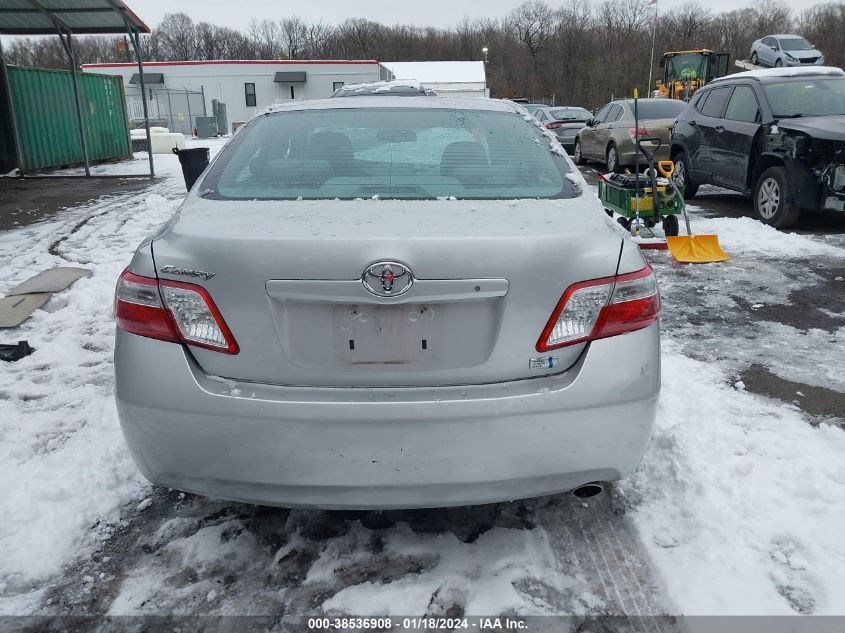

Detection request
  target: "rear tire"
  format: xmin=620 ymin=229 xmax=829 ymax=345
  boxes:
xmin=573 ymin=138 xmax=586 ymax=165
xmin=663 ymin=214 xmax=680 ymax=237
xmin=753 ymin=166 xmax=801 ymax=228
xmin=606 ymin=144 xmax=619 ymax=173
xmin=673 ymin=152 xmax=698 ymax=199
xmin=750 ymin=51 xmax=759 ymax=65
xmin=617 ymin=216 xmax=630 ymax=230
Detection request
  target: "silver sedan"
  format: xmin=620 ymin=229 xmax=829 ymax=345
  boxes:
xmin=114 ymin=97 xmax=660 ymax=509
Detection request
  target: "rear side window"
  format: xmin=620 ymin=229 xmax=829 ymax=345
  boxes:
xmin=605 ymin=104 xmax=623 ymax=122
xmin=634 ymin=100 xmax=686 ymax=119
xmin=593 ymin=104 xmax=612 ymax=123
xmin=202 ymin=108 xmax=574 ymax=200
xmin=725 ymin=86 xmax=760 ymax=123
xmin=700 ymin=87 xmax=732 ymax=118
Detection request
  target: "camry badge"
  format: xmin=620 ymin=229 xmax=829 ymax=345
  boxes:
xmin=160 ymin=265 xmax=215 ymax=281
xmin=362 ymin=261 xmax=413 ymax=297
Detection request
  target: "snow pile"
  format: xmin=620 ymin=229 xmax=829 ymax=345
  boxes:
xmin=0 ymin=139 xmax=227 ymax=608
xmin=628 ymin=344 xmax=845 ymax=614
xmin=690 ymin=211 xmax=845 ymax=259
xmin=0 ymin=193 xmax=178 ymax=591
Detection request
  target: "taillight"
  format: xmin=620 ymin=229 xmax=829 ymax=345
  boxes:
xmin=545 ymin=121 xmax=564 ymax=130
xmin=115 ymin=268 xmax=239 ymax=354
xmin=536 ymin=265 xmax=659 ymax=351
xmin=115 ymin=271 xmax=179 ymax=343
xmin=628 ymin=127 xmax=649 ymax=141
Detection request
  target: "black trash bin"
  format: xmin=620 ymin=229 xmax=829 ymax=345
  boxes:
xmin=173 ymin=147 xmax=210 ymax=191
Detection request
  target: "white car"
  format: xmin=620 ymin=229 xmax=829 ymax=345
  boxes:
xmin=750 ymin=35 xmax=824 ymax=68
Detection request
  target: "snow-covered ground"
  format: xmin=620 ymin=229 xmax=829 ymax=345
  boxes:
xmin=0 ymin=143 xmax=843 ymax=618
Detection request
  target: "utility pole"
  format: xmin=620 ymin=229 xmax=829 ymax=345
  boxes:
xmin=647 ymin=0 xmax=658 ymax=96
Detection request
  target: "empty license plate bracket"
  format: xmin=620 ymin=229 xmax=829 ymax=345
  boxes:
xmin=334 ymin=304 xmax=438 ymax=364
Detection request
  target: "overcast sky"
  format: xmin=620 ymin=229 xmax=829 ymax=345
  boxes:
xmin=131 ymin=0 xmax=821 ymax=31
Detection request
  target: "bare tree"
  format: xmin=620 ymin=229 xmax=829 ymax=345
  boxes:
xmin=156 ymin=12 xmax=197 ymax=60
xmin=248 ymin=18 xmax=285 ymax=60
xmin=7 ymin=1 xmax=844 ymax=109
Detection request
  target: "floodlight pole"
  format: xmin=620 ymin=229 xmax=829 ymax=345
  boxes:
xmin=58 ymin=31 xmax=91 ymax=176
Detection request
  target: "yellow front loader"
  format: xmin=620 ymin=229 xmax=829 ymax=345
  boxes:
xmin=655 ymin=50 xmax=730 ymax=101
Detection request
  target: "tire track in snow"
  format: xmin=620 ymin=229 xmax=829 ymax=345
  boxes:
xmin=535 ymin=491 xmax=680 ymax=629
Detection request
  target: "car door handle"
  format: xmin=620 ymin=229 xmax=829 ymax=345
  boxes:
xmin=715 ymin=125 xmax=726 ymax=133
xmin=688 ymin=120 xmax=697 ymax=126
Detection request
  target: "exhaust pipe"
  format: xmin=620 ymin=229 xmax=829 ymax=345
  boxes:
xmin=572 ymin=483 xmax=604 ymax=499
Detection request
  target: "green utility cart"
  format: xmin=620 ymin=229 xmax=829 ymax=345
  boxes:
xmin=597 ymin=173 xmax=683 ymax=236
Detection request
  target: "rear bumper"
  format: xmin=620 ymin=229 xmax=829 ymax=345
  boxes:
xmin=555 ymin=130 xmax=578 ymax=149
xmin=619 ymin=143 xmax=670 ymax=167
xmin=115 ymin=324 xmax=660 ymax=509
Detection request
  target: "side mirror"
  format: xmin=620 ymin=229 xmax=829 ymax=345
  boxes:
xmin=586 ymin=118 xmax=594 ymax=127
xmin=771 ymin=45 xmax=779 ymax=51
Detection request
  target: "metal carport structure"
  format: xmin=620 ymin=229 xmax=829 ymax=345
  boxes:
xmin=0 ymin=0 xmax=154 ymax=177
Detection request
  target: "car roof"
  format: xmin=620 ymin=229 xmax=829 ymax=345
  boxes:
xmin=261 ymin=95 xmax=524 ymax=116
xmin=710 ymin=66 xmax=844 ymax=84
xmin=769 ymin=34 xmax=808 ymax=39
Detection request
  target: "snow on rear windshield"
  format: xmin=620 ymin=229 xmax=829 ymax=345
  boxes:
xmin=202 ymin=108 xmax=574 ymax=200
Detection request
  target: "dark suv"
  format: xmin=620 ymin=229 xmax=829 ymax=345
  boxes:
xmin=670 ymin=67 xmax=845 ymax=227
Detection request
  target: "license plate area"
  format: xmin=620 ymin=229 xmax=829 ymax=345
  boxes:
xmin=334 ymin=304 xmax=439 ymax=365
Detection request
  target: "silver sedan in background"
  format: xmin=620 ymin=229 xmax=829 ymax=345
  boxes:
xmin=114 ymin=97 xmax=660 ymax=509
xmin=750 ymin=34 xmax=825 ymax=68
xmin=533 ymin=106 xmax=593 ymax=152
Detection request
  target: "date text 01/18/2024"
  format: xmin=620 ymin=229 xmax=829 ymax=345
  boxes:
xmin=307 ymin=616 xmax=528 ymax=630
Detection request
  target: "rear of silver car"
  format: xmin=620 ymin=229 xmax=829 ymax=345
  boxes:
xmin=114 ymin=98 xmax=660 ymax=509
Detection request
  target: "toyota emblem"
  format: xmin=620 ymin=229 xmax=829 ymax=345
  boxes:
xmin=362 ymin=261 xmax=413 ymax=297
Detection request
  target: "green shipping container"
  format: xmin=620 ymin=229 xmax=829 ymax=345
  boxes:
xmin=0 ymin=65 xmax=131 ymax=172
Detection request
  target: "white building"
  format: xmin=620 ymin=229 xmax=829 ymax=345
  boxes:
xmin=81 ymin=60 xmax=391 ymax=129
xmin=381 ymin=61 xmax=488 ymax=98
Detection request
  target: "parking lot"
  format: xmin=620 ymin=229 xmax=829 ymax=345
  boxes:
xmin=1 ymin=142 xmax=843 ymax=621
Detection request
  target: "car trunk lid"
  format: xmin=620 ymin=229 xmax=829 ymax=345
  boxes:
xmin=151 ymin=197 xmax=623 ymax=387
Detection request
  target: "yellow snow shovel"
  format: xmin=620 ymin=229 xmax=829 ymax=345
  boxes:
xmin=658 ymin=161 xmax=730 ymax=263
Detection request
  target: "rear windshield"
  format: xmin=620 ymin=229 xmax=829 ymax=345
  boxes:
xmin=763 ymin=78 xmax=845 ymax=118
xmin=549 ymin=107 xmax=592 ymax=121
xmin=201 ymin=108 xmax=574 ymax=200
xmin=633 ymin=100 xmax=687 ymax=119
